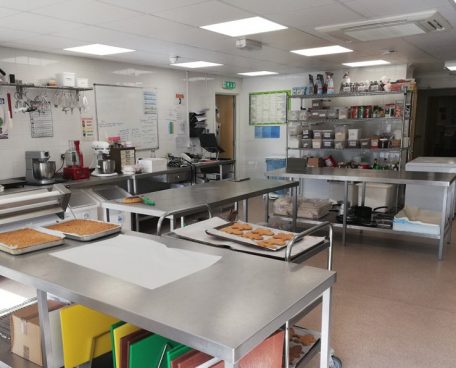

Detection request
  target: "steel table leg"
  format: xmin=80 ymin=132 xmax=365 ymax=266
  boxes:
xmin=170 ymin=216 xmax=175 ymax=232
xmin=361 ymin=182 xmax=366 ymax=206
xmin=264 ymin=192 xmax=270 ymax=224
xmin=342 ymin=181 xmax=348 ymax=246
xmin=292 ymin=184 xmax=298 ymax=232
xmin=439 ymin=187 xmax=449 ymax=260
xmin=135 ymin=214 xmax=140 ymax=232
xmin=284 ymin=320 xmax=290 ymax=368
xmin=181 ymin=216 xmax=185 ymax=228
xmin=37 ymin=290 xmax=54 ymax=368
xmin=219 ymin=164 xmax=223 ymax=181
xmin=106 ymin=208 xmax=110 ymax=222
xmin=242 ymin=199 xmax=249 ymax=222
xmin=320 ymin=287 xmax=332 ymax=368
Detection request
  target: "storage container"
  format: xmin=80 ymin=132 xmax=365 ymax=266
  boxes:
xmin=348 ymin=129 xmax=360 ymax=140
xmin=307 ymin=157 xmax=324 ymax=168
xmin=357 ymin=182 xmax=396 ymax=209
xmin=322 ymin=130 xmax=335 ymax=139
xmin=326 ymin=109 xmax=339 ymax=119
xmin=348 ymin=140 xmax=359 ymax=148
xmin=370 ymin=136 xmax=379 ymax=148
xmin=335 ymin=140 xmax=347 ymax=149
xmin=288 ymin=111 xmax=299 ymax=121
xmin=312 ymin=139 xmax=322 ymax=149
xmin=322 ymin=139 xmax=334 ymax=148
xmin=334 ymin=126 xmax=347 ymax=141
xmin=299 ymin=110 xmax=308 ymax=121
xmin=56 ymin=72 xmax=76 ymax=87
xmin=360 ymin=138 xmax=370 ymax=148
xmin=76 ymin=77 xmax=89 ymax=88
xmin=302 ymin=139 xmax=312 ymax=149
xmin=137 ymin=157 xmax=168 ymax=173
xmin=288 ymin=124 xmax=303 ymax=136
xmin=313 ymin=130 xmax=323 ymax=139
xmin=302 ymin=129 xmax=313 ymax=139
xmin=288 ymin=137 xmax=302 ymax=149
xmin=338 ymin=107 xmax=349 ymax=120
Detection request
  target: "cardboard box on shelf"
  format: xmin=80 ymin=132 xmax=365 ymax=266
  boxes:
xmin=11 ymin=300 xmax=65 ymax=367
xmin=307 ymin=157 xmax=324 ymax=168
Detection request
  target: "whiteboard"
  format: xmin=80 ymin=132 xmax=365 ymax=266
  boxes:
xmin=249 ymin=90 xmax=288 ymax=125
xmin=94 ymin=84 xmax=159 ymax=150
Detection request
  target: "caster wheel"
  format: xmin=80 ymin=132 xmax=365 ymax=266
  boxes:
xmin=330 ymin=355 xmax=342 ymax=368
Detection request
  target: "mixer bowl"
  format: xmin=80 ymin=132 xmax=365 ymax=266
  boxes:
xmin=98 ymin=159 xmax=116 ymax=174
xmin=32 ymin=161 xmax=56 ymax=180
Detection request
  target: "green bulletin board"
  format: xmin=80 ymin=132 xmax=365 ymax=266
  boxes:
xmin=249 ymin=90 xmax=289 ymax=125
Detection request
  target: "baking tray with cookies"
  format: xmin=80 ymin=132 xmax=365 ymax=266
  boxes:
xmin=288 ymin=326 xmax=321 ymax=368
xmin=205 ymin=221 xmax=295 ymax=251
xmin=0 ymin=227 xmax=65 ymax=255
xmin=44 ymin=219 xmax=121 ymax=242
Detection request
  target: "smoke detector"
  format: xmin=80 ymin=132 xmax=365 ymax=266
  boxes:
xmin=235 ymin=38 xmax=262 ymax=50
xmin=316 ymin=10 xmax=452 ymax=42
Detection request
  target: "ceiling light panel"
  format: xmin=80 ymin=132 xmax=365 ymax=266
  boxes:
xmin=291 ymin=45 xmax=353 ymax=57
xmin=171 ymin=61 xmax=223 ymax=68
xmin=238 ymin=71 xmax=278 ymax=76
xmin=342 ymin=60 xmax=391 ymax=67
xmin=201 ymin=16 xmax=287 ymax=37
xmin=64 ymin=44 xmax=135 ymax=55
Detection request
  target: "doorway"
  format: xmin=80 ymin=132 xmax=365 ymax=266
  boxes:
xmin=215 ymin=94 xmax=235 ymax=159
xmin=425 ymin=95 xmax=456 ymax=156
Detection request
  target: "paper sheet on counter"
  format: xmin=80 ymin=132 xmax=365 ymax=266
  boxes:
xmin=51 ymin=234 xmax=221 ymax=290
xmin=173 ymin=217 xmax=326 ymax=259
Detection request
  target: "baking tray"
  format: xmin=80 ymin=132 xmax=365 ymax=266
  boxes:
xmin=44 ymin=219 xmax=121 ymax=242
xmin=205 ymin=221 xmax=293 ymax=252
xmin=289 ymin=326 xmax=321 ymax=368
xmin=0 ymin=228 xmax=65 ymax=255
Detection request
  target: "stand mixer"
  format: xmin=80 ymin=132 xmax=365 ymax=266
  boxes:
xmin=25 ymin=151 xmax=56 ymax=185
xmin=91 ymin=141 xmax=117 ymax=176
xmin=63 ymin=140 xmax=90 ymax=180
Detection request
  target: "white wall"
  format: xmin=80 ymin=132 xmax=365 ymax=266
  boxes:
xmin=237 ymin=65 xmax=409 ymax=179
xmin=0 ymin=46 xmax=240 ymax=180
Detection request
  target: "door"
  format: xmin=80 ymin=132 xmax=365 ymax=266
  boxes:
xmin=215 ymin=95 xmax=235 ymax=159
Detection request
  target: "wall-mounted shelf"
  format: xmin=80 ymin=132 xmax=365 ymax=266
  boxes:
xmin=288 ymin=117 xmax=403 ymax=124
xmin=289 ymin=91 xmax=407 ymax=99
xmin=288 ymin=147 xmax=405 ymax=152
xmin=0 ymin=83 xmax=93 ymax=92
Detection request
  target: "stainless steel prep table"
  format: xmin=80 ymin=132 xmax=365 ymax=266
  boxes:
xmin=0 ymin=232 xmax=336 ymax=368
xmin=266 ymin=167 xmax=456 ymax=260
xmin=102 ymin=178 xmax=299 ymax=231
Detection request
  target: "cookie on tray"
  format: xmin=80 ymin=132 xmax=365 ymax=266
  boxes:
xmin=273 ymin=232 xmax=294 ymax=241
xmin=222 ymin=227 xmax=244 ymax=236
xmin=231 ymin=222 xmax=253 ymax=231
xmin=256 ymin=240 xmax=278 ymax=248
xmin=242 ymin=232 xmax=263 ymax=241
xmin=251 ymin=228 xmax=274 ymax=236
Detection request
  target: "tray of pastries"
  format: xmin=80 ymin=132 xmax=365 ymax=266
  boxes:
xmin=45 ymin=219 xmax=121 ymax=241
xmin=205 ymin=221 xmax=295 ymax=251
xmin=288 ymin=327 xmax=320 ymax=368
xmin=0 ymin=228 xmax=65 ymax=255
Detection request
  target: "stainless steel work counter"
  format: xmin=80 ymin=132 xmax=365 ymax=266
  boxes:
xmin=103 ymin=178 xmax=299 ymax=231
xmin=0 ymin=232 xmax=335 ymax=368
xmin=267 ymin=167 xmax=456 ymax=187
xmin=266 ymin=167 xmax=456 ymax=259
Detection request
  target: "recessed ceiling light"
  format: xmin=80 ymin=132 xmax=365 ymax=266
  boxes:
xmin=201 ymin=17 xmax=287 ymax=37
xmin=342 ymin=60 xmax=391 ymax=67
xmin=64 ymin=44 xmax=135 ymax=56
xmin=444 ymin=60 xmax=456 ymax=71
xmin=171 ymin=61 xmax=223 ymax=68
xmin=291 ymin=45 xmax=353 ymax=57
xmin=238 ymin=71 xmax=278 ymax=76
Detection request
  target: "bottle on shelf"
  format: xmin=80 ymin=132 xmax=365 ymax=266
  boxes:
xmin=372 ymin=158 xmax=379 ymax=170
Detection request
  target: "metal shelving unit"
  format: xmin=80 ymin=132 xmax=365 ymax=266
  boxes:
xmin=0 ymin=82 xmax=93 ymax=92
xmin=287 ymin=90 xmax=415 ymax=169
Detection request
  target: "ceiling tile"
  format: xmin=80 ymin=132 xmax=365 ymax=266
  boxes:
xmin=342 ymin=0 xmax=452 ymax=18
xmin=268 ymin=2 xmax=365 ymax=31
xmin=0 ymin=27 xmax=39 ymax=42
xmin=155 ymin=0 xmax=253 ymax=27
xmin=0 ymin=13 xmax=81 ymax=33
xmin=32 ymin=0 xmax=141 ymax=25
xmin=220 ymin=0 xmax=335 ymax=15
xmin=96 ymin=0 xmax=208 ymax=14
xmin=0 ymin=0 xmax=68 ymax=11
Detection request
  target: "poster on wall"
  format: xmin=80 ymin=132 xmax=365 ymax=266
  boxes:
xmin=30 ymin=108 xmax=54 ymax=138
xmin=81 ymin=116 xmax=95 ymax=141
xmin=249 ymin=90 xmax=288 ymax=125
xmin=255 ymin=126 xmax=280 ymax=139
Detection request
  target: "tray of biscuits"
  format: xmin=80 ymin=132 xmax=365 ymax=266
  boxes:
xmin=205 ymin=221 xmax=295 ymax=251
xmin=0 ymin=228 xmax=65 ymax=255
xmin=288 ymin=327 xmax=320 ymax=368
xmin=45 ymin=219 xmax=121 ymax=241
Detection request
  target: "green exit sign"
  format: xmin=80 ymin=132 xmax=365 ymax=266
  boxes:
xmin=223 ymin=81 xmax=236 ymax=90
